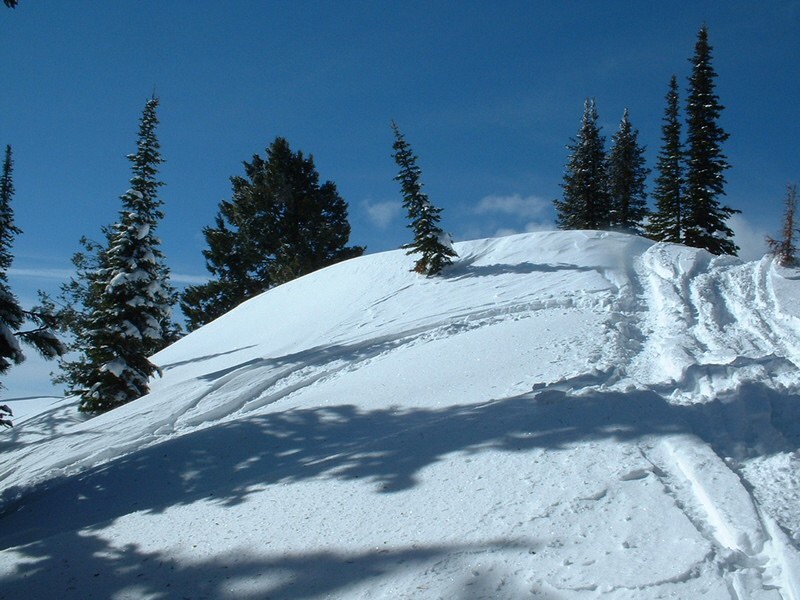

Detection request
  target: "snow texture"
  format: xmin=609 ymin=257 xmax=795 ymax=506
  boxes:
xmin=0 ymin=230 xmax=799 ymax=599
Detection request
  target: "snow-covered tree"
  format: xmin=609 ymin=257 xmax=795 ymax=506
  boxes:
xmin=767 ymin=183 xmax=798 ymax=267
xmin=554 ymin=99 xmax=611 ymax=230
xmin=648 ymin=76 xmax=685 ymax=243
xmin=391 ymin=122 xmax=457 ymax=276
xmin=0 ymin=146 xmax=63 ymax=420
xmin=683 ymin=25 xmax=739 ymax=255
xmin=607 ymin=109 xmax=649 ymax=233
xmin=181 ymin=137 xmax=363 ymax=330
xmin=55 ymin=97 xmax=178 ymax=414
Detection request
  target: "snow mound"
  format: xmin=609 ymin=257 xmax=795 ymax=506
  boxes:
xmin=1 ymin=230 xmax=799 ymax=599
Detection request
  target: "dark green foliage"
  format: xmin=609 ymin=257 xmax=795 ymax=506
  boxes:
xmin=554 ymin=99 xmax=611 ymax=230
xmin=391 ymin=122 xmax=457 ymax=276
xmin=0 ymin=147 xmax=24 ymax=375
xmin=181 ymin=137 xmax=363 ymax=330
xmin=648 ymin=76 xmax=685 ymax=243
xmin=767 ymin=184 xmax=798 ymax=267
xmin=0 ymin=146 xmax=63 ymax=409
xmin=607 ymin=109 xmax=649 ymax=233
xmin=683 ymin=25 xmax=739 ymax=255
xmin=54 ymin=97 xmax=178 ymax=414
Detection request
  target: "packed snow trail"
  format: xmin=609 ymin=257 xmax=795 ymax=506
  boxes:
xmin=0 ymin=231 xmax=798 ymax=599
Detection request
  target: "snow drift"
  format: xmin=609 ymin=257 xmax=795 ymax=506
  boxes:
xmin=0 ymin=230 xmax=799 ymax=599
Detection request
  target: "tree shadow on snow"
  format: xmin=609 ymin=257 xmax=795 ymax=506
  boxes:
xmin=0 ymin=529 xmax=544 ymax=600
xmin=1 ymin=374 xmax=796 ymax=556
xmin=443 ymin=261 xmax=598 ymax=281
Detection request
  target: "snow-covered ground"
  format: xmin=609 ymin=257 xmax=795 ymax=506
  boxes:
xmin=0 ymin=230 xmax=798 ymax=599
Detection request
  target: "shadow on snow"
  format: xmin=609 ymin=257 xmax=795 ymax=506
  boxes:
xmin=0 ymin=367 xmax=797 ymax=597
xmin=0 ymin=532 xmax=551 ymax=600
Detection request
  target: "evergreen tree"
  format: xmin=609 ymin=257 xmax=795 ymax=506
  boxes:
xmin=767 ymin=183 xmax=798 ymax=267
xmin=0 ymin=147 xmax=24 ymax=379
xmin=648 ymin=76 xmax=685 ymax=243
xmin=55 ymin=97 xmax=178 ymax=414
xmin=683 ymin=25 xmax=739 ymax=255
xmin=0 ymin=146 xmax=63 ymax=419
xmin=554 ymin=99 xmax=611 ymax=230
xmin=181 ymin=137 xmax=363 ymax=330
xmin=0 ymin=404 xmax=11 ymax=428
xmin=607 ymin=109 xmax=649 ymax=232
xmin=391 ymin=122 xmax=457 ymax=276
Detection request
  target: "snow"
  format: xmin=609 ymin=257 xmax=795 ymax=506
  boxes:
xmin=106 ymin=268 xmax=151 ymax=290
xmin=100 ymin=358 xmax=128 ymax=378
xmin=0 ymin=230 xmax=799 ymax=599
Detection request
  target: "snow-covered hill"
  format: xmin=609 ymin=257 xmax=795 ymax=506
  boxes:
xmin=1 ymin=230 xmax=799 ymax=599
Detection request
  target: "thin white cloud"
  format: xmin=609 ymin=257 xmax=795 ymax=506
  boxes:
xmin=474 ymin=194 xmax=549 ymax=219
xmin=171 ymin=273 xmax=209 ymax=285
xmin=8 ymin=267 xmax=207 ymax=286
xmin=8 ymin=267 xmax=75 ymax=280
xmin=362 ymin=199 xmax=402 ymax=229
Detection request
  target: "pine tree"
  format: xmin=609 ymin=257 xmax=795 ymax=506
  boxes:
xmin=767 ymin=183 xmax=798 ymax=267
xmin=647 ymin=76 xmax=685 ymax=243
xmin=265 ymin=139 xmax=364 ymax=285
xmin=683 ymin=25 xmax=739 ymax=255
xmin=391 ymin=122 xmax=457 ymax=276
xmin=554 ymin=99 xmax=611 ymax=230
xmin=55 ymin=97 xmax=178 ymax=414
xmin=181 ymin=137 xmax=363 ymax=330
xmin=607 ymin=109 xmax=649 ymax=233
xmin=0 ymin=147 xmax=24 ymax=379
xmin=0 ymin=146 xmax=63 ymax=418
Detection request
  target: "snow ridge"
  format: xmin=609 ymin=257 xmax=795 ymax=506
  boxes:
xmin=0 ymin=231 xmax=798 ymax=599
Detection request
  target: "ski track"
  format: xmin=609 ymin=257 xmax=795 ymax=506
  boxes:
xmin=621 ymin=245 xmax=800 ymax=599
xmin=0 ymin=285 xmax=615 ymax=504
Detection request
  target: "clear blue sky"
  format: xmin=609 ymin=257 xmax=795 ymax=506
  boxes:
xmin=2 ymin=1 xmax=799 ymax=396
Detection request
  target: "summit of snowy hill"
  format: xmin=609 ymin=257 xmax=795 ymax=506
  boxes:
xmin=1 ymin=230 xmax=799 ymax=599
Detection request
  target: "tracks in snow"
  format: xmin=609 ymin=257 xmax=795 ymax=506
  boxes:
xmin=621 ymin=245 xmax=800 ymax=599
xmin=639 ymin=436 xmax=800 ymax=600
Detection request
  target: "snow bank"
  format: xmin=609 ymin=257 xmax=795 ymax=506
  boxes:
xmin=0 ymin=230 xmax=798 ymax=599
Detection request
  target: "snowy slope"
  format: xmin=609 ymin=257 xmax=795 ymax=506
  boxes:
xmin=0 ymin=230 xmax=799 ymax=599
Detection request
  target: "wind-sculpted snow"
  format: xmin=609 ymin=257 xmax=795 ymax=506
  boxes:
xmin=1 ymin=230 xmax=798 ymax=599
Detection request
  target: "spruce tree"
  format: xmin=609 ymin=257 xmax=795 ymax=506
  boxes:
xmin=391 ymin=122 xmax=457 ymax=276
xmin=683 ymin=25 xmax=739 ymax=255
xmin=767 ymin=183 xmax=798 ymax=267
xmin=607 ymin=109 xmax=649 ymax=233
xmin=55 ymin=97 xmax=178 ymax=414
xmin=181 ymin=137 xmax=363 ymax=330
xmin=648 ymin=76 xmax=685 ymax=243
xmin=0 ymin=146 xmax=63 ymax=414
xmin=266 ymin=139 xmax=363 ymax=285
xmin=0 ymin=147 xmax=24 ymax=378
xmin=554 ymin=99 xmax=611 ymax=230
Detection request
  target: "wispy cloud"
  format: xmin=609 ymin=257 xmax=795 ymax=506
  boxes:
xmin=362 ymin=199 xmax=402 ymax=229
xmin=8 ymin=267 xmax=207 ymax=286
xmin=171 ymin=273 xmax=209 ymax=285
xmin=474 ymin=194 xmax=550 ymax=219
xmin=8 ymin=267 xmax=75 ymax=281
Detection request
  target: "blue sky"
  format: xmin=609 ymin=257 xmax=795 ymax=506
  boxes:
xmin=2 ymin=1 xmax=799 ymax=396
